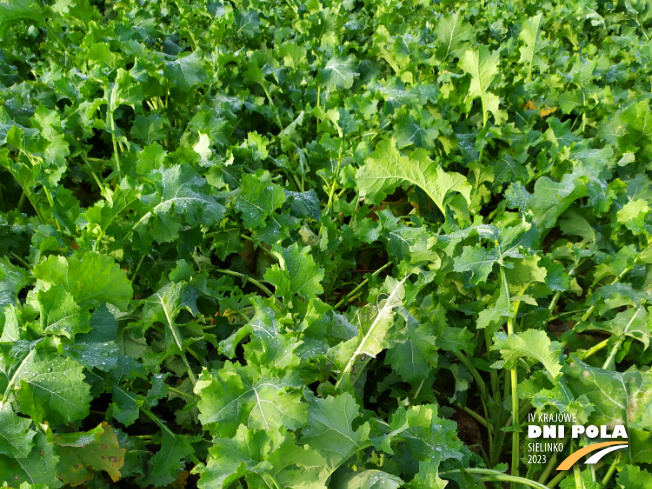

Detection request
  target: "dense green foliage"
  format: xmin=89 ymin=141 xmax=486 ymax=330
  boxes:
xmin=1 ymin=0 xmax=651 ymax=488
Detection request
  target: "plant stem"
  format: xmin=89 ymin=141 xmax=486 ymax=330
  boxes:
xmin=262 ymin=85 xmax=284 ymax=131
xmin=115 ymin=386 xmax=201 ymax=465
xmin=500 ymin=264 xmax=521 ymax=484
xmin=602 ymin=338 xmax=622 ymax=370
xmin=17 ymin=192 xmax=26 ymax=212
xmin=580 ymin=338 xmax=609 ymax=361
xmin=546 ymin=471 xmax=568 ymax=488
xmin=602 ymin=308 xmax=642 ymax=369
xmin=458 ymin=403 xmax=488 ymax=428
xmin=240 ymin=234 xmax=278 ymax=262
xmin=334 ymin=262 xmax=392 ymax=309
xmin=168 ymin=386 xmax=194 ymax=399
xmin=581 ymin=264 xmax=635 ymax=322
xmin=600 ymin=453 xmax=620 ymax=486
xmin=484 ymin=328 xmax=501 ymax=404
xmin=10 ymin=252 xmax=30 ymax=269
xmin=326 ymin=144 xmax=343 ymax=216
xmin=155 ymin=292 xmax=197 ymax=386
xmin=110 ymin=112 xmax=121 ymax=179
xmin=573 ymin=460 xmax=585 ymax=489
xmin=80 ymin=154 xmax=107 ymax=196
xmin=538 ymin=436 xmax=569 ymax=484
xmin=131 ymin=253 xmax=147 ymax=281
xmin=6 ymin=167 xmax=46 ymax=225
xmin=453 ymin=351 xmax=488 ymax=400
xmin=215 ymin=269 xmax=278 ymax=304
xmin=451 ymin=349 xmax=494 ymax=453
xmin=440 ymin=468 xmax=550 ymax=489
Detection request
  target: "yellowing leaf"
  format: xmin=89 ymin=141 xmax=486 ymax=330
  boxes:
xmin=49 ymin=422 xmax=126 ymax=485
xmin=540 ymin=105 xmax=557 ymax=117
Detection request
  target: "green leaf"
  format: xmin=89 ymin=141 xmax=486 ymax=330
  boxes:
xmin=460 ymin=46 xmax=506 ymax=125
xmin=131 ymin=113 xmax=166 ymax=146
xmin=495 ymin=329 xmax=563 ymax=381
xmin=234 ymin=10 xmax=259 ymax=37
xmin=512 ymin=177 xmax=586 ymax=230
xmin=331 ymin=276 xmax=406 ymax=386
xmin=617 ymin=199 xmax=649 ymax=235
xmin=319 ymin=56 xmax=359 ymax=90
xmin=235 ymin=171 xmax=286 ymax=229
xmin=618 ymin=101 xmax=652 ymax=157
xmin=453 ymin=223 xmax=540 ymax=286
xmin=194 ymin=425 xmax=279 ymax=489
xmin=0 ymin=0 xmax=46 ymax=37
xmin=33 ymin=252 xmax=133 ymax=310
xmin=265 ymin=243 xmax=324 ymax=300
xmin=264 ymin=243 xmax=324 ymax=300
xmin=394 ymin=109 xmax=441 ymax=150
xmin=519 ymin=14 xmax=545 ymax=80
xmin=133 ymin=165 xmax=226 ymax=244
xmin=371 ymin=405 xmax=466 ymax=488
xmin=193 ymin=132 xmax=212 ymax=163
xmin=435 ymin=11 xmax=474 ymax=61
xmin=64 ymin=305 xmax=142 ymax=378
xmin=582 ymin=308 xmax=650 ymax=350
xmin=387 ymin=226 xmax=439 ymax=266
xmin=0 ymin=402 xmax=36 ymax=458
xmin=301 ymin=393 xmax=370 ymax=469
xmin=385 ymin=319 xmax=437 ymax=386
xmin=49 ymin=422 xmax=126 ymax=485
xmin=164 ymin=50 xmax=206 ymax=91
xmin=355 ymin=139 xmax=471 ymax=215
xmin=142 ymin=281 xmax=198 ymax=328
xmin=617 ymin=465 xmax=652 ymax=489
xmin=145 ymin=430 xmax=194 ymax=487
xmin=566 ymin=359 xmax=652 ymax=462
xmin=195 ymin=362 xmax=307 ymax=438
xmin=36 ymin=286 xmax=90 ymax=339
xmin=332 ymin=470 xmax=403 ymax=489
xmin=84 ymin=187 xmax=140 ymax=240
xmin=0 ymin=257 xmax=30 ymax=322
xmin=12 ymin=350 xmax=91 ymax=425
xmin=219 ymin=297 xmax=280 ymax=359
xmin=454 ymin=246 xmax=498 ymax=285
xmin=0 ymin=433 xmax=62 ymax=488
xmin=477 ymin=283 xmax=510 ymax=330
xmin=504 ymin=255 xmax=547 ymax=294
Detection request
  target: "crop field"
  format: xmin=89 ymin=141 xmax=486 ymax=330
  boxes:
xmin=0 ymin=0 xmax=651 ymax=488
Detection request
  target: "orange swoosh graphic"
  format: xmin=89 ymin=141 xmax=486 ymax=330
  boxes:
xmin=556 ymin=441 xmax=628 ymax=471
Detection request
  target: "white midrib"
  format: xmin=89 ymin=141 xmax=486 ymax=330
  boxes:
xmin=2 ymin=349 xmax=36 ymax=400
xmin=444 ymin=12 xmax=460 ymax=61
xmin=156 ymin=293 xmax=197 ymax=385
xmin=335 ymin=277 xmax=407 ymax=389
